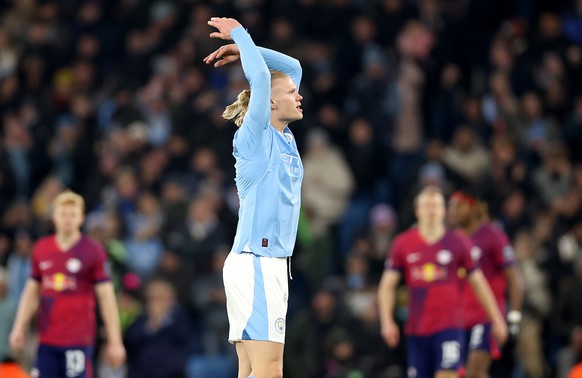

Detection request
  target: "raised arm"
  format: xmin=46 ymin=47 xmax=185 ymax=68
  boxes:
xmin=207 ymin=18 xmax=271 ymax=139
xmin=257 ymin=47 xmax=302 ymax=91
xmin=231 ymin=27 xmax=271 ymax=128
xmin=204 ymin=43 xmax=302 ymax=91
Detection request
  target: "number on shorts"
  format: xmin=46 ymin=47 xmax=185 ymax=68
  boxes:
xmin=441 ymin=341 xmax=460 ymax=366
xmin=65 ymin=350 xmax=85 ymax=377
xmin=469 ymin=324 xmax=484 ymax=348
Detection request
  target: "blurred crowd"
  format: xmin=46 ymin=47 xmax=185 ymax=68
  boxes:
xmin=0 ymin=0 xmax=581 ymax=377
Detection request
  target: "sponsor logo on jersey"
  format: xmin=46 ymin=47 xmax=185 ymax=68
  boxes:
xmin=411 ymin=263 xmax=447 ymax=282
xmin=43 ymin=273 xmax=77 ymax=292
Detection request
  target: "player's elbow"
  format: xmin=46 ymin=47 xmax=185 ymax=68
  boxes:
xmin=290 ymin=58 xmax=302 ymax=74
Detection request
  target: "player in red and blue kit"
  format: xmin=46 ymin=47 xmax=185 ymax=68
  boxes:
xmin=10 ymin=191 xmax=125 ymax=378
xmin=448 ymin=191 xmax=523 ymax=378
xmin=378 ymin=186 xmax=508 ymax=378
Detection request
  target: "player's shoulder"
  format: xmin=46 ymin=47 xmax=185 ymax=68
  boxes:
xmin=488 ymin=222 xmax=509 ymax=237
xmin=447 ymin=228 xmax=471 ymax=243
xmin=80 ymin=236 xmax=105 ymax=250
xmin=395 ymin=227 xmax=418 ymax=242
xmin=480 ymin=222 xmax=510 ymax=243
xmin=33 ymin=235 xmax=55 ymax=251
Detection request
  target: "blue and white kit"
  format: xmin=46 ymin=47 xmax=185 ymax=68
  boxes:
xmin=223 ymin=26 xmax=303 ymax=344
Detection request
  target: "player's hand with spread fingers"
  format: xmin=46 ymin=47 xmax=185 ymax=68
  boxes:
xmin=207 ymin=17 xmax=242 ymax=41
xmin=492 ymin=318 xmax=509 ymax=346
xmin=203 ymin=44 xmax=240 ymax=67
xmin=381 ymin=320 xmax=400 ymax=348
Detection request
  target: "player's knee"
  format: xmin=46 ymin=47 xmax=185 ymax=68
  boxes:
xmin=253 ymin=364 xmax=282 ymax=378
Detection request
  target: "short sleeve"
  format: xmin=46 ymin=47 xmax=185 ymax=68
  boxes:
xmin=385 ymin=236 xmax=405 ymax=272
xmin=458 ymin=234 xmax=477 ymax=273
xmin=30 ymin=242 xmax=41 ymax=281
xmin=492 ymin=228 xmax=515 ymax=268
xmin=92 ymin=242 xmax=111 ymax=284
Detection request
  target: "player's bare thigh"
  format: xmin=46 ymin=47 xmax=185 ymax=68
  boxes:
xmin=465 ymin=349 xmax=491 ymax=378
xmin=435 ymin=370 xmax=459 ymax=378
xmin=235 ymin=342 xmax=252 ymax=378
xmin=242 ymin=340 xmax=284 ymax=378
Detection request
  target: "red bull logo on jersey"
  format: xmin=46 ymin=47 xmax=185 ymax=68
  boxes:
xmin=411 ymin=263 xmax=448 ymax=282
xmin=42 ymin=273 xmax=77 ymax=292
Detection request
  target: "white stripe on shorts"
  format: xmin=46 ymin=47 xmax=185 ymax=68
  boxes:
xmin=223 ymin=252 xmax=289 ymax=344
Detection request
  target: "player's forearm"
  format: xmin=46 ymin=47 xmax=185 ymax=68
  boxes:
xmin=96 ymin=282 xmax=123 ymax=344
xmin=505 ymin=266 xmax=524 ymax=312
xmin=378 ymin=276 xmax=397 ymax=327
xmin=12 ymin=280 xmax=40 ymax=333
xmin=231 ymin=26 xmax=271 ymax=128
xmin=469 ymin=270 xmax=504 ymax=325
xmin=258 ymin=47 xmax=302 ymax=89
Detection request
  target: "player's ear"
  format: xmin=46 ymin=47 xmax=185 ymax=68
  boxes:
xmin=270 ymin=99 xmax=277 ymax=110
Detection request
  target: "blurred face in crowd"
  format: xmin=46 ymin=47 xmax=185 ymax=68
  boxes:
xmin=270 ymin=74 xmax=303 ymax=125
xmin=52 ymin=203 xmax=84 ymax=235
xmin=415 ymin=189 xmax=446 ymax=227
xmin=145 ymin=280 xmax=175 ymax=320
xmin=349 ymin=119 xmax=373 ymax=146
xmin=312 ymin=290 xmax=337 ymax=322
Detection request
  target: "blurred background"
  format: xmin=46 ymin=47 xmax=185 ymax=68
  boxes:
xmin=0 ymin=0 xmax=581 ymax=377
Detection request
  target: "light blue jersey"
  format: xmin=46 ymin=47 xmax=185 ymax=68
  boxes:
xmin=229 ymin=26 xmax=303 ymax=258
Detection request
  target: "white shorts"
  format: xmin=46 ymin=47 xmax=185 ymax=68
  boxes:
xmin=223 ymin=252 xmax=289 ymax=344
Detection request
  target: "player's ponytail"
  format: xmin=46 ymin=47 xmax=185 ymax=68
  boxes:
xmin=223 ymin=89 xmax=251 ymax=127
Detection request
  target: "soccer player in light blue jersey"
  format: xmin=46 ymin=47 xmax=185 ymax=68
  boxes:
xmin=204 ymin=17 xmax=303 ymax=378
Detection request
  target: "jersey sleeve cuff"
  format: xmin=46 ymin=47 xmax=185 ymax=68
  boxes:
xmin=231 ymin=26 xmax=248 ymax=42
xmin=94 ymin=277 xmax=111 ymax=284
xmin=31 ymin=275 xmax=41 ymax=281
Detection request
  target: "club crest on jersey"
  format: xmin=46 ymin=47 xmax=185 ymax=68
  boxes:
xmin=436 ymin=250 xmax=452 ymax=265
xmin=275 ymin=318 xmax=285 ymax=334
xmin=66 ymin=258 xmax=82 ymax=273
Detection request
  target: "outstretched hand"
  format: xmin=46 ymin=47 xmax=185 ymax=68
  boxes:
xmin=207 ymin=17 xmax=242 ymax=41
xmin=203 ymin=44 xmax=240 ymax=68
